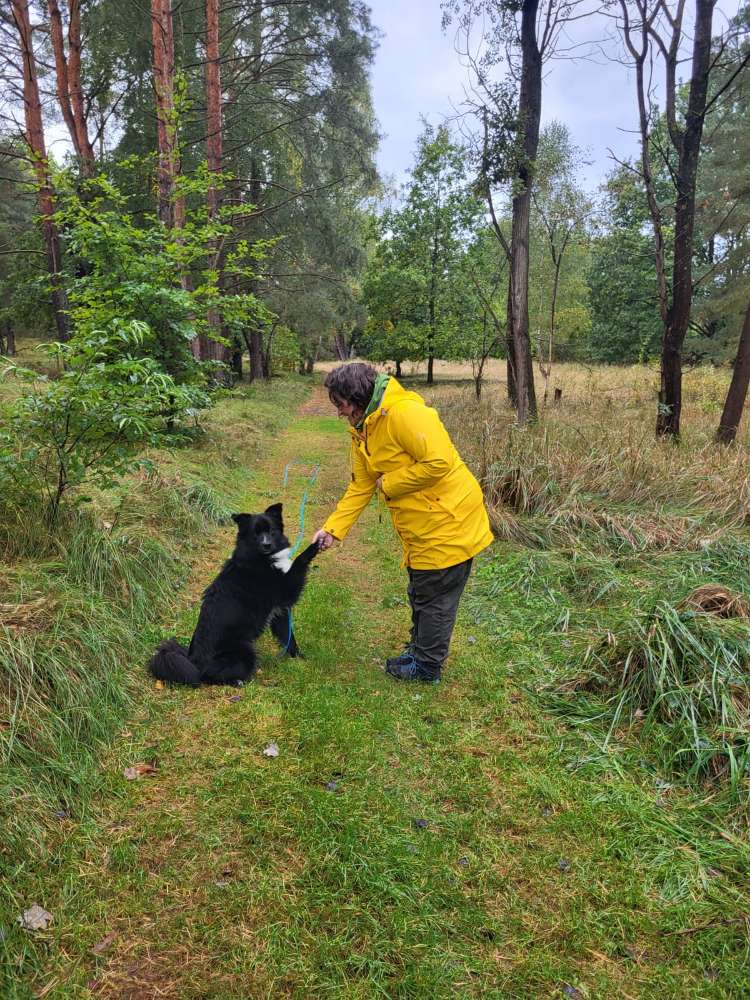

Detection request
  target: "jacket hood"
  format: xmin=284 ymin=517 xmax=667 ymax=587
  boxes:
xmin=348 ymin=377 xmax=425 ymax=438
xmin=363 ymin=377 xmax=425 ymax=425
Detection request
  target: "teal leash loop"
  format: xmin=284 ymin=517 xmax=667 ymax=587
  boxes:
xmin=283 ymin=461 xmax=320 ymax=557
xmin=280 ymin=462 xmax=320 ymax=653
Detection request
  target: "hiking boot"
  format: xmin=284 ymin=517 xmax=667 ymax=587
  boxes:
xmin=385 ymin=654 xmax=441 ymax=684
xmin=385 ymin=647 xmax=413 ymax=669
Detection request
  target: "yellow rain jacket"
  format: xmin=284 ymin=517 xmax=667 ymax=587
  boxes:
xmin=323 ymin=378 xmax=494 ymax=569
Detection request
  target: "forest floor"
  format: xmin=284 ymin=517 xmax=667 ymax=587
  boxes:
xmin=19 ymin=381 xmax=750 ymax=999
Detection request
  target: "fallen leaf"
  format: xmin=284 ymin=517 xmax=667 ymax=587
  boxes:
xmin=262 ymin=742 xmax=279 ymax=758
xmin=18 ymin=905 xmax=53 ymax=931
xmin=562 ymin=986 xmax=583 ymax=999
xmin=92 ymin=933 xmax=117 ymax=956
xmin=228 ymin=694 xmax=242 ymax=703
xmin=154 ymin=680 xmax=165 ymax=690
xmin=123 ymin=763 xmax=158 ymax=780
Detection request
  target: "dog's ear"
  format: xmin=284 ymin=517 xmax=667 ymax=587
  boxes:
xmin=231 ymin=513 xmax=251 ymax=527
xmin=264 ymin=503 xmax=284 ymax=529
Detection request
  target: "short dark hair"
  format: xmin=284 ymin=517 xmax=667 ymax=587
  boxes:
xmin=324 ymin=363 xmax=377 ymax=410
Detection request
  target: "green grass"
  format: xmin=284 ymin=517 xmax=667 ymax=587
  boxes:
xmin=0 ymin=376 xmax=310 ymax=997
xmin=3 ymin=374 xmax=750 ymax=998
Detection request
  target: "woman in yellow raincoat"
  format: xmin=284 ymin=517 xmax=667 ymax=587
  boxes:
xmin=313 ymin=363 xmax=493 ymax=683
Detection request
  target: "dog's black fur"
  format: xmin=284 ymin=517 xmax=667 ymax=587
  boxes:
xmin=148 ymin=503 xmax=319 ymax=687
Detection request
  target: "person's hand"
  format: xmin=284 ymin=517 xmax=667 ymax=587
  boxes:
xmin=312 ymin=529 xmax=336 ymax=551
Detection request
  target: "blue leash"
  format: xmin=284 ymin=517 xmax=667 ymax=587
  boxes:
xmin=280 ymin=461 xmax=320 ymax=652
xmin=283 ymin=460 xmax=320 ymax=556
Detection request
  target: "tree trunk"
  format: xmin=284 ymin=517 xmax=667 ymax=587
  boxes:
xmin=333 ymin=331 xmax=350 ymax=360
xmin=203 ymin=0 xmax=230 ymax=374
xmin=395 ymin=359 xmax=402 ymax=378
xmin=231 ymin=339 xmax=243 ymax=379
xmin=47 ymin=0 xmax=96 ymax=176
xmin=508 ymin=0 xmax=541 ymax=424
xmin=655 ymin=0 xmax=715 ymax=437
xmin=206 ymin=0 xmax=222 ymax=224
xmin=263 ymin=323 xmax=277 ymax=376
xmin=11 ymin=0 xmax=70 ymax=342
xmin=0 ymin=319 xmax=16 ymax=355
xmin=151 ymin=0 xmax=178 ymax=228
xmin=244 ymin=7 xmax=269 ymax=383
xmin=505 ymin=281 xmax=517 ymax=407
xmin=249 ymin=329 xmax=264 ymax=382
xmin=716 ymin=300 xmax=750 ymax=444
xmin=427 ymin=225 xmax=439 ymax=385
xmin=247 ymin=150 xmax=268 ymax=381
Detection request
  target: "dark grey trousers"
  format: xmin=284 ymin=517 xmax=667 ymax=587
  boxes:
xmin=407 ymin=558 xmax=473 ymax=670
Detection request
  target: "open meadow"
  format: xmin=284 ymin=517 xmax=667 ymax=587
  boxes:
xmin=1 ymin=360 xmax=749 ymax=998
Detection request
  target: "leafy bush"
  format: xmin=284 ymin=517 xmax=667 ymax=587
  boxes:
xmin=56 ymin=170 xmax=269 ymax=381
xmin=0 ymin=319 xmax=209 ymax=527
xmin=0 ymin=163 xmax=282 ymax=532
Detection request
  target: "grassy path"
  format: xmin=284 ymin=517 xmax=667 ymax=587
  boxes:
xmin=37 ymin=386 xmax=745 ymax=998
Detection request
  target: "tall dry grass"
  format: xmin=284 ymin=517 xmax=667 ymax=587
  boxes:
xmin=422 ymin=363 xmax=749 ymax=552
xmin=418 ymin=363 xmax=750 ymax=784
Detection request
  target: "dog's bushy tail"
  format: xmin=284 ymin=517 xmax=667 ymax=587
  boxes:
xmin=148 ymin=639 xmax=201 ymax=687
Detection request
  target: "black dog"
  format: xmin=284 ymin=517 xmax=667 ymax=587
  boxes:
xmin=148 ymin=503 xmax=319 ymax=687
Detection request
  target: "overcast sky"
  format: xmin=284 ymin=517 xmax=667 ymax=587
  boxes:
xmin=366 ymin=0 xmax=742 ymax=195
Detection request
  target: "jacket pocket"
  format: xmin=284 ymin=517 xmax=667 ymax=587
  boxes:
xmin=425 ymin=483 xmax=479 ymax=520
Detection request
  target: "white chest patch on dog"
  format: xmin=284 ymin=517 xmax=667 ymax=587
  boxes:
xmin=271 ymin=547 xmax=292 ymax=573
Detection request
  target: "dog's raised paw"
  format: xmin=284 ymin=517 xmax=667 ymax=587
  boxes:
xmin=271 ymin=547 xmax=292 ymax=573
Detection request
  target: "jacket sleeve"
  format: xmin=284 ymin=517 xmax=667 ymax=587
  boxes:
xmin=380 ymin=403 xmax=454 ymax=500
xmin=322 ymin=439 xmax=378 ymax=540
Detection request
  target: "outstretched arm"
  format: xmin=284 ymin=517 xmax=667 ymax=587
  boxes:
xmin=318 ymin=441 xmax=378 ymax=542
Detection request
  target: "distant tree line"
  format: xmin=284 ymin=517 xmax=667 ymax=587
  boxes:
xmin=0 ymin=0 xmax=748 ymax=441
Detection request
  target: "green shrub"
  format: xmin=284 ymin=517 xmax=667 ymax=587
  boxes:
xmin=0 ymin=320 xmax=209 ymax=527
